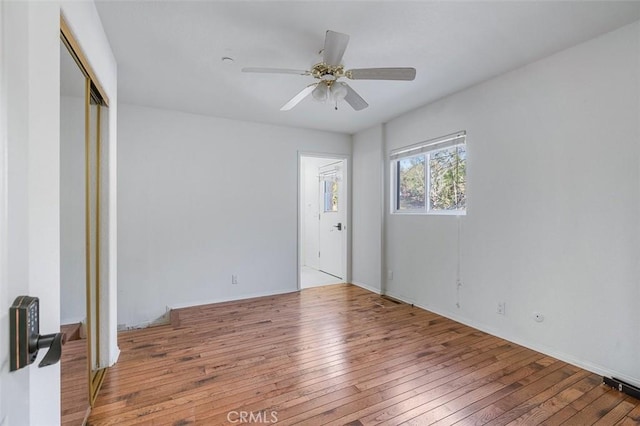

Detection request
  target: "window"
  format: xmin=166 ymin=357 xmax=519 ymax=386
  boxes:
xmin=323 ymin=179 xmax=338 ymax=212
xmin=392 ymin=131 xmax=466 ymax=214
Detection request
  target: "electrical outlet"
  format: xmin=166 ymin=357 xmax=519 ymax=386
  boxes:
xmin=497 ymin=302 xmax=506 ymax=315
xmin=232 ymin=274 xmax=238 ymax=285
xmin=387 ymin=270 xmax=393 ymax=280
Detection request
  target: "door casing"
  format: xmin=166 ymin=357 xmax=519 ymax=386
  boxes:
xmin=297 ymin=152 xmax=351 ymax=290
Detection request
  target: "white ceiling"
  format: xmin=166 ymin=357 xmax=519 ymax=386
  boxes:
xmin=94 ymin=1 xmax=640 ymax=134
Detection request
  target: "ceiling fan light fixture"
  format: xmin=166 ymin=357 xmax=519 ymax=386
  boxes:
xmin=330 ymin=82 xmax=348 ymax=102
xmin=311 ymin=82 xmax=329 ymax=102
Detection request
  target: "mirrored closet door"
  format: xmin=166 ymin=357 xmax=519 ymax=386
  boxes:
xmin=60 ymin=15 xmax=109 ymax=424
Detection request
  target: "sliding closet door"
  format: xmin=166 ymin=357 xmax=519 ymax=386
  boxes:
xmin=61 ymin=16 xmax=109 ymax=408
xmin=86 ymin=89 xmax=103 ymax=402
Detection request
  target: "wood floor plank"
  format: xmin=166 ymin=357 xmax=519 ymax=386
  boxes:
xmin=564 ymin=388 xmax=634 ymax=425
xmin=593 ymin=397 xmax=638 ymax=425
xmin=61 ymin=333 xmax=90 ymax=426
xmin=87 ymin=284 xmax=639 ymax=425
xmin=427 ymin=360 xmax=559 ymax=426
xmin=503 ymin=375 xmax=601 ymax=425
xmin=539 ymin=375 xmax=604 ymax=426
xmin=94 ymin=320 xmax=470 ymax=416
xmin=329 ymin=348 xmax=532 ymax=426
xmin=481 ymin=368 xmax=591 ymax=425
xmin=622 ymin=402 xmax=640 ymax=423
xmin=161 ymin=334 xmax=501 ymax=425
xmin=122 ymin=330 xmax=501 ymax=424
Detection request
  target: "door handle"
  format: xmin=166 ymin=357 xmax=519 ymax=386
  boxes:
xmin=9 ymin=296 xmax=64 ymax=371
xmin=334 ymin=223 xmax=342 ymax=231
xmin=38 ymin=333 xmax=63 ymax=367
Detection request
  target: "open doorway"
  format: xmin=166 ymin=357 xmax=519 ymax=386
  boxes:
xmin=299 ymin=155 xmax=348 ymax=289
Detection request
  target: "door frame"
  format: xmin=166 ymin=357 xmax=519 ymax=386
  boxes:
xmin=297 ymin=151 xmax=352 ymax=290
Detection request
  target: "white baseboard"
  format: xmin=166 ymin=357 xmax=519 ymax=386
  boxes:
xmin=168 ymin=287 xmax=297 ymax=311
xmin=384 ymin=290 xmax=640 ymax=388
xmin=350 ymin=281 xmax=382 ymax=294
xmin=60 ymin=316 xmax=85 ymax=326
xmin=300 ymin=281 xmax=344 ymax=289
xmin=122 ymin=288 xmax=298 ymax=330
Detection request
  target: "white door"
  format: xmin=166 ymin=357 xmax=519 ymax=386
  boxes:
xmin=2 ymin=3 xmax=62 ymax=424
xmin=318 ymin=162 xmax=346 ymax=279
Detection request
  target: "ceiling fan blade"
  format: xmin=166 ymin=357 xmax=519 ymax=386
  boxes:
xmin=242 ymin=67 xmax=309 ymax=76
xmin=280 ymin=84 xmax=316 ymax=111
xmin=323 ymin=30 xmax=350 ymax=66
xmin=343 ymin=84 xmax=368 ymax=111
xmin=347 ymin=67 xmax=416 ymax=81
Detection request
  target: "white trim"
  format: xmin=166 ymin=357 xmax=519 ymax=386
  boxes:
xmin=60 ymin=316 xmax=86 ymax=326
xmin=389 ymin=130 xmax=466 ymax=160
xmin=0 ymin=2 xmax=8 ymax=423
xmin=351 ymin=281 xmax=381 ymax=295
xmin=170 ymin=288 xmax=296 ymax=315
xmin=119 ymin=288 xmax=298 ymax=330
xmin=381 ymin=123 xmax=388 ymax=296
xmin=297 ymin=151 xmax=351 ymax=291
xmin=390 ymin=135 xmax=467 ymax=215
xmin=382 ymin=290 xmax=640 ymax=388
xmin=392 ymin=209 xmax=467 ymax=216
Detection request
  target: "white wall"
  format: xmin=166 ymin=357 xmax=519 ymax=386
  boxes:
xmin=0 ymin=1 xmax=118 ymax=424
xmin=118 ymin=104 xmax=351 ymax=327
xmin=60 ymin=95 xmax=87 ymax=325
xmin=352 ymin=124 xmax=384 ymax=293
xmin=1 ymin=3 xmax=9 ymax=423
xmin=355 ymin=22 xmax=639 ymax=384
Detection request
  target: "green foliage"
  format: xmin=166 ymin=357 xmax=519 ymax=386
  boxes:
xmin=397 ymin=145 xmax=466 ymax=211
xmin=398 ymin=156 xmax=425 ymax=209
xmin=429 ymin=146 xmax=466 ymax=210
xmin=324 ymin=180 xmax=339 ymax=212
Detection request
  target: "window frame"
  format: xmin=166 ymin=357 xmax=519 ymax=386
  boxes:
xmin=391 ymin=131 xmax=467 ymax=216
xmin=322 ymin=178 xmax=339 ymax=213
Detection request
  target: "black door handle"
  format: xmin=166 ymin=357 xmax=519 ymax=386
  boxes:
xmin=10 ymin=295 xmax=65 ymax=371
xmin=38 ymin=333 xmax=64 ymax=367
xmin=334 ymin=223 xmax=342 ymax=231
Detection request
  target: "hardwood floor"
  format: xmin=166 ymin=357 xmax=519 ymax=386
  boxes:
xmin=61 ymin=323 xmax=90 ymax=426
xmin=88 ymin=284 xmax=639 ymax=425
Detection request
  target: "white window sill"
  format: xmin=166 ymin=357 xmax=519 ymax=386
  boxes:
xmin=391 ymin=209 xmax=466 ymax=216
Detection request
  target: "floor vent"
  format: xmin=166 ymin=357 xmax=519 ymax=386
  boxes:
xmin=603 ymin=377 xmax=640 ymax=400
xmin=381 ymin=295 xmax=403 ymax=305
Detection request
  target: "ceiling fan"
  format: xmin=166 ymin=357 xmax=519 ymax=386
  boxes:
xmin=242 ymin=30 xmax=416 ymax=111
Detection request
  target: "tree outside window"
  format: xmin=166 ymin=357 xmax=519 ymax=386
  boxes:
xmin=429 ymin=145 xmax=466 ymax=211
xmin=393 ymin=137 xmax=466 ymax=214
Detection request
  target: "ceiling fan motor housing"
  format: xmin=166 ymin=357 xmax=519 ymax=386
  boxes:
xmin=312 ymin=63 xmax=345 ymax=82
